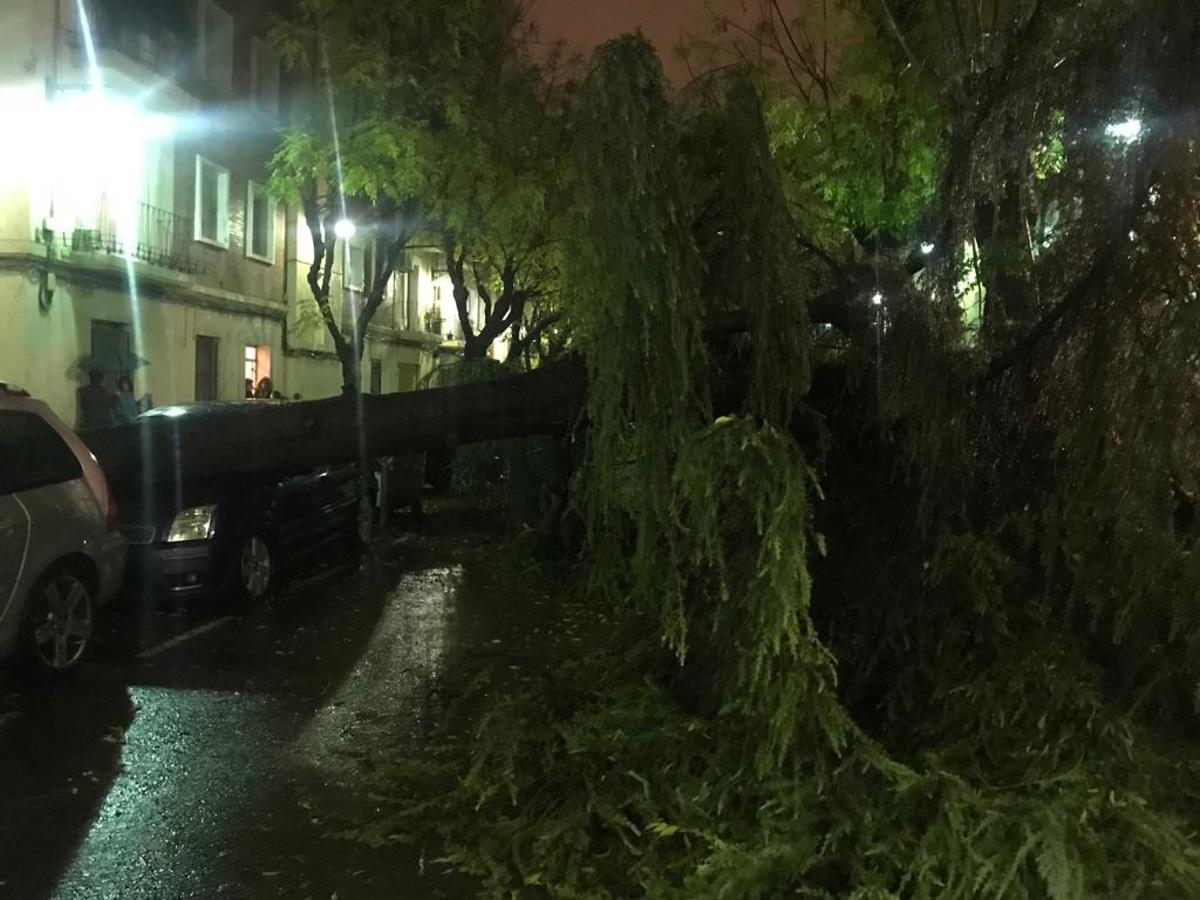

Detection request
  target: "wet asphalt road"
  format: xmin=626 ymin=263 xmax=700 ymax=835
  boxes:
xmin=0 ymin=524 xmax=588 ymax=899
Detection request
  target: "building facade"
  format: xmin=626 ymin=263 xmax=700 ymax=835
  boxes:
xmin=0 ymin=0 xmax=479 ymax=427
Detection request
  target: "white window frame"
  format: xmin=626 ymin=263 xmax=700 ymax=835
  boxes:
xmin=344 ymin=237 xmax=376 ymax=296
xmin=194 ymin=155 xmax=230 ymax=248
xmin=197 ymin=0 xmax=233 ymax=95
xmin=245 ymin=180 xmax=276 ymax=263
xmin=250 ymin=36 xmax=280 ymax=116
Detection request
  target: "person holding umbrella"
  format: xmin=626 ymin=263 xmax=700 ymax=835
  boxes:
xmin=78 ymin=370 xmax=115 ymax=429
xmin=76 ymin=347 xmax=151 ymax=428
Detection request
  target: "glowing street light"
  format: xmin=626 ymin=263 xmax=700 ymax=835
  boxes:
xmin=870 ymin=291 xmax=884 ymax=306
xmin=334 ymin=218 xmax=357 ymax=240
xmin=920 ymin=241 xmax=936 ymax=255
xmin=1105 ymin=117 xmax=1143 ymax=143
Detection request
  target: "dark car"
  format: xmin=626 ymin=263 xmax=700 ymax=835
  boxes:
xmin=116 ymin=403 xmax=360 ymax=603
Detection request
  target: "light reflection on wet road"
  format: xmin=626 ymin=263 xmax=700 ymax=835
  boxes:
xmin=0 ymin=532 xmax=573 ymax=900
xmin=294 ymin=567 xmax=460 ymax=776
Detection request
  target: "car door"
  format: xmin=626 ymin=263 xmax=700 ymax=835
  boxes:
xmin=0 ymin=494 xmax=31 ymax=622
xmin=0 ymin=408 xmax=87 ymax=620
xmin=272 ymin=471 xmax=323 ymax=565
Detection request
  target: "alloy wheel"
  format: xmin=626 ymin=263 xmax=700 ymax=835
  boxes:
xmin=239 ymin=536 xmax=272 ymax=599
xmin=31 ymin=575 xmax=93 ymax=670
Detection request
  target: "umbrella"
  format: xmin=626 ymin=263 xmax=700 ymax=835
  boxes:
xmin=76 ymin=348 xmax=150 ymax=375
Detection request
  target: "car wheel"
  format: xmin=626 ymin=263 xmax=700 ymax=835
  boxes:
xmin=233 ymin=534 xmax=274 ymax=602
xmin=21 ymin=569 xmax=94 ymax=674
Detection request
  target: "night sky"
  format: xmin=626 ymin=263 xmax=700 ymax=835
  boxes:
xmin=530 ymin=0 xmax=715 ymax=82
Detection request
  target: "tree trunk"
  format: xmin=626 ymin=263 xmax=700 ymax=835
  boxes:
xmin=340 ymin=348 xmax=362 ymax=396
xmin=462 ymin=334 xmax=490 ymax=360
xmin=84 ymin=359 xmax=587 ymax=489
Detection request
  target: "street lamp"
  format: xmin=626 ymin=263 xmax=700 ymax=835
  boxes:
xmin=334 ymin=218 xmax=357 ymax=240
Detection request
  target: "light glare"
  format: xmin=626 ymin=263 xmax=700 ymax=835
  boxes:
xmin=334 ymin=218 xmax=357 ymax=240
xmin=1105 ymin=117 xmax=1142 ymax=143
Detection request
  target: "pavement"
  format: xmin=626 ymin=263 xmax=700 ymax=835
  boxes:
xmin=0 ymin=521 xmax=588 ymax=900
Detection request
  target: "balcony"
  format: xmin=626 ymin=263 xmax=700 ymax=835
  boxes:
xmin=63 ymin=20 xmax=182 ymax=83
xmin=58 ymin=201 xmax=205 ymax=275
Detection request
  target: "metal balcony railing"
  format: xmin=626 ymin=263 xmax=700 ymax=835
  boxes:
xmin=63 ymin=201 xmax=205 ymax=275
xmin=64 ymin=23 xmax=180 ymax=78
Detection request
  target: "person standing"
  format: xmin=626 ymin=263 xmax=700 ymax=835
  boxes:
xmin=78 ymin=371 xmax=115 ymax=429
xmin=114 ymin=375 xmax=140 ymax=424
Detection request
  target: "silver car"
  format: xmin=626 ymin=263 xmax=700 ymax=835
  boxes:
xmin=0 ymin=383 xmax=125 ymax=674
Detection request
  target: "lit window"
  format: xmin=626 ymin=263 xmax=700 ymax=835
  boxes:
xmin=251 ymin=37 xmax=280 ymax=116
xmin=246 ymin=181 xmax=275 ymax=263
xmin=244 ymin=345 xmax=271 ymax=395
xmin=244 ymin=345 xmax=258 ymax=387
xmin=197 ymin=0 xmax=233 ymax=95
xmin=194 ymin=156 xmax=229 ymax=247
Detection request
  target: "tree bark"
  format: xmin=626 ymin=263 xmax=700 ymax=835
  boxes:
xmin=84 ymin=360 xmax=587 ymax=489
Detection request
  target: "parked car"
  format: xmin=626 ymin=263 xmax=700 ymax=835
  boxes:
xmin=0 ymin=382 xmax=125 ymax=674
xmin=118 ymin=402 xmax=361 ymax=603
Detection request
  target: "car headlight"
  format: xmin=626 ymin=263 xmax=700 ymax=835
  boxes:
xmin=166 ymin=505 xmax=217 ymax=543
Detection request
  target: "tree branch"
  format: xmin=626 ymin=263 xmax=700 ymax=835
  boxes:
xmin=444 ymin=235 xmax=476 ymax=342
xmin=302 ymin=188 xmax=351 ymax=363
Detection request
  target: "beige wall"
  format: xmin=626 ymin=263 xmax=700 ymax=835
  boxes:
xmin=0 ymin=260 xmax=438 ymax=426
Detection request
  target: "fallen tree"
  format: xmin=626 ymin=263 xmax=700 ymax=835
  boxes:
xmin=82 ymin=284 xmax=866 ymax=490
xmin=83 ymin=359 xmax=585 ymax=487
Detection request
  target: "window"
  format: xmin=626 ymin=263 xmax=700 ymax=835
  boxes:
xmin=194 ymin=156 xmax=229 ymax=247
xmin=195 ymin=336 xmax=219 ymax=401
xmin=198 ymin=0 xmax=233 ymax=94
xmin=369 ymin=359 xmax=382 ymax=395
xmin=0 ymin=412 xmax=83 ymax=496
xmin=246 ymin=181 xmax=275 ymax=263
xmin=347 ymin=239 xmax=374 ymax=293
xmin=251 ymin=37 xmax=280 ymax=115
xmin=244 ymin=344 xmax=271 ymax=395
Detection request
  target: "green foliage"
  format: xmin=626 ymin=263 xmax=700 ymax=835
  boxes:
xmin=688 ymin=76 xmax=814 ymax=423
xmin=269 ymin=0 xmax=568 ymax=364
xmin=765 ymin=44 xmax=942 ymax=249
xmin=351 ymin=2 xmax=1200 ymax=896
xmin=563 ymin=36 xmax=710 ymax=634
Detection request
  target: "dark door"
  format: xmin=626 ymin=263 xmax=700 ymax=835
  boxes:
xmin=91 ymin=320 xmax=131 ymax=390
xmin=195 ymin=336 xmax=219 ymax=401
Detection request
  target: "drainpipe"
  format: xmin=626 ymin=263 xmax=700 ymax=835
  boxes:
xmin=37 ymin=0 xmax=66 ymax=311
